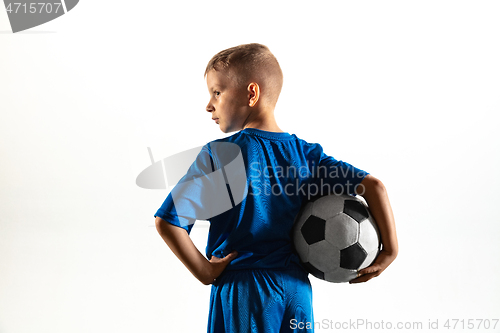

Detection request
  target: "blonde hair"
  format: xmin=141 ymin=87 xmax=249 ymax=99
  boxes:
xmin=205 ymin=43 xmax=283 ymax=105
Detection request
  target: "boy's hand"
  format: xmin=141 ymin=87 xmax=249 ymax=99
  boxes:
xmin=155 ymin=217 xmax=239 ymax=285
xmin=208 ymin=251 xmax=238 ymax=282
xmin=349 ymin=249 xmax=396 ymax=284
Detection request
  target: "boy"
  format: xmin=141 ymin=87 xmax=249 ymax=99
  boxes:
xmin=154 ymin=43 xmax=398 ymax=332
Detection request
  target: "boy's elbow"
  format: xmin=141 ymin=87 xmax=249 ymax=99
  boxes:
xmin=200 ymin=277 xmax=214 ymax=286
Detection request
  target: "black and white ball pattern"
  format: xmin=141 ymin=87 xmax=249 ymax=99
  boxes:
xmin=293 ymin=194 xmax=381 ymax=283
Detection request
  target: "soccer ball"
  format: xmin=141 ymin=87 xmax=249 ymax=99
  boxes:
xmin=293 ymin=194 xmax=381 ymax=283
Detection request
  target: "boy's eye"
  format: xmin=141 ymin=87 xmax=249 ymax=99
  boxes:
xmin=215 ymin=91 xmax=220 ymax=96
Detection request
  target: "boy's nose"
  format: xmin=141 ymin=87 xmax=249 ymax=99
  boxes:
xmin=206 ymin=103 xmax=214 ymax=113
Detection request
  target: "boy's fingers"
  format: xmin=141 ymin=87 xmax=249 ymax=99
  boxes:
xmin=350 ymin=265 xmax=383 ymax=284
xmin=224 ymin=251 xmax=238 ymax=261
xmin=349 ymin=250 xmax=395 ymax=284
xmin=349 ymin=271 xmax=378 ymax=284
xmin=357 ymin=264 xmax=379 ymax=276
xmin=210 ymin=251 xmax=238 ymax=263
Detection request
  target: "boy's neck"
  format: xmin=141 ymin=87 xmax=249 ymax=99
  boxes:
xmin=242 ymin=108 xmax=283 ymax=133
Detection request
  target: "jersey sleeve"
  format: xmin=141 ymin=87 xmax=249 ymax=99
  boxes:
xmin=154 ymin=144 xmax=215 ymax=234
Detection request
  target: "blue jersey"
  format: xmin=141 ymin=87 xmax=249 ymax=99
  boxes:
xmin=154 ymin=128 xmax=368 ymax=271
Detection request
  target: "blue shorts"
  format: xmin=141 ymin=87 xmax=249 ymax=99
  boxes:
xmin=208 ymin=268 xmax=314 ymax=333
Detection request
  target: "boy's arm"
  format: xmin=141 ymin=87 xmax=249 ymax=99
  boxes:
xmin=350 ymin=174 xmax=398 ymax=284
xmin=155 ymin=216 xmax=238 ymax=285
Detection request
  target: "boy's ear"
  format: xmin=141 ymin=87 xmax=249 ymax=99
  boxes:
xmin=247 ymin=82 xmax=260 ymax=107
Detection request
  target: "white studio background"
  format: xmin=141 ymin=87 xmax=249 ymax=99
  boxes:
xmin=1 ymin=1 xmax=499 ymax=332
